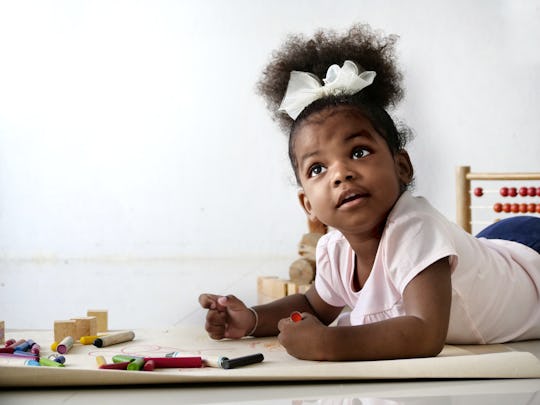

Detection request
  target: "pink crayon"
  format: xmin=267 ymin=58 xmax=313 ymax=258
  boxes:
xmin=143 ymin=356 xmax=202 ymax=368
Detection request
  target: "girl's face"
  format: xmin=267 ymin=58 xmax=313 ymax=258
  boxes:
xmin=294 ymin=107 xmax=413 ymax=239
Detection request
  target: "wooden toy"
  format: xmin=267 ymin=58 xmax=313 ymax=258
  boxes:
xmin=53 ymin=320 xmax=76 ymax=343
xmin=71 ymin=316 xmax=97 ymax=340
xmin=87 ymin=309 xmax=108 ymax=333
xmin=456 ymin=166 xmax=540 ymax=234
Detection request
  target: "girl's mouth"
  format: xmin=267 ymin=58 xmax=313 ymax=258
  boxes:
xmin=337 ymin=192 xmax=368 ymax=208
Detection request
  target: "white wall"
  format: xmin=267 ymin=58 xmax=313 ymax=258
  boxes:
xmin=0 ymin=0 xmax=539 ymax=261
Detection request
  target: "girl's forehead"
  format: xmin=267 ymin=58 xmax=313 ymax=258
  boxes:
xmin=294 ymin=107 xmax=381 ymax=146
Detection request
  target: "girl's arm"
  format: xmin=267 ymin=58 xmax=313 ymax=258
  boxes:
xmin=251 ymin=290 xmax=343 ymax=337
xmin=278 ymin=257 xmax=452 ymax=360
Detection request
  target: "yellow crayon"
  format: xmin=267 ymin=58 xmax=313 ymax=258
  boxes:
xmin=95 ymin=355 xmax=107 ymax=366
xmin=80 ymin=335 xmax=101 ymax=345
xmin=50 ymin=341 xmax=58 ymax=351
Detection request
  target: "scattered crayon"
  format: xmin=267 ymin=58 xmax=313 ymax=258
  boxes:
xmin=143 ymin=360 xmax=155 ymax=371
xmin=127 ymin=357 xmax=145 ymax=371
xmin=57 ymin=336 xmax=74 ymax=354
xmin=95 ymin=355 xmax=107 ymax=366
xmin=15 ymin=340 xmax=34 ymax=352
xmin=48 ymin=354 xmax=66 ymax=364
xmin=80 ymin=335 xmax=101 ymax=345
xmin=112 ymin=354 xmax=140 ymax=363
xmin=99 ymin=361 xmax=131 ymax=370
xmin=25 ymin=360 xmax=41 ymax=367
xmin=30 ymin=343 xmax=40 ymax=355
xmin=93 ymin=331 xmax=135 ymax=348
xmin=50 ymin=341 xmax=59 ymax=351
xmin=219 ymin=353 xmax=264 ymax=369
xmin=143 ymin=356 xmax=202 ymax=368
xmin=5 ymin=339 xmax=16 ymax=347
xmin=39 ymin=357 xmax=65 ymax=367
xmin=290 ymin=311 xmax=303 ymax=323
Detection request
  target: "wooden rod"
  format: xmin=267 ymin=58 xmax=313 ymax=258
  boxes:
xmin=466 ymin=173 xmax=540 ymax=181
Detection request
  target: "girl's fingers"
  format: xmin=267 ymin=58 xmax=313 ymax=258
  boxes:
xmin=198 ymin=293 xmax=221 ymax=309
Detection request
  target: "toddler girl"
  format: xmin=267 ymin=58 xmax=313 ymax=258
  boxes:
xmin=199 ymin=23 xmax=540 ymax=361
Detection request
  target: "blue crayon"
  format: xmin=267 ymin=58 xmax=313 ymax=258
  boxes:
xmin=13 ymin=350 xmax=38 ymax=358
xmin=25 ymin=359 xmax=41 ymax=367
xmin=15 ymin=340 xmax=34 ymax=352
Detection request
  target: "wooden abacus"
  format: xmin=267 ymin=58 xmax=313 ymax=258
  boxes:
xmin=456 ymin=166 xmax=540 ymax=233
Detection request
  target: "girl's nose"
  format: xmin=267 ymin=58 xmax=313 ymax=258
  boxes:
xmin=332 ymin=163 xmax=355 ymax=186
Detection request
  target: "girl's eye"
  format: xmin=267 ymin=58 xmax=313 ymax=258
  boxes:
xmin=352 ymin=147 xmax=371 ymax=159
xmin=309 ymin=164 xmax=326 ymax=178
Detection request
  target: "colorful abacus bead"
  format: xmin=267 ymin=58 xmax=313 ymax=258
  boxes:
xmin=519 ymin=187 xmax=528 ymax=197
xmin=509 ymin=187 xmax=517 ymax=197
xmin=503 ymin=203 xmax=511 ymax=213
xmin=520 ymin=203 xmax=528 ymax=213
xmin=511 ymin=203 xmax=519 ymax=213
xmin=528 ymin=187 xmax=537 ymax=197
xmin=493 ymin=203 xmax=503 ymax=213
xmin=528 ymin=203 xmax=537 ymax=213
xmin=473 ymin=187 xmax=483 ymax=197
xmin=500 ymin=187 xmax=508 ymax=197
xmin=537 ymin=204 xmax=540 ymax=214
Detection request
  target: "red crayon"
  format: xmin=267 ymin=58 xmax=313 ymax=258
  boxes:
xmin=99 ymin=361 xmax=131 ymax=370
xmin=290 ymin=311 xmax=303 ymax=323
xmin=143 ymin=357 xmax=202 ymax=368
xmin=143 ymin=360 xmax=155 ymax=371
xmin=0 ymin=339 xmax=26 ymax=353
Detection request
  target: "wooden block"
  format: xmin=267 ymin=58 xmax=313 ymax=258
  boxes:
xmin=298 ymin=284 xmax=312 ymax=294
xmin=289 ymin=257 xmax=316 ymax=284
xmin=257 ymin=276 xmax=277 ymax=296
xmin=54 ymin=320 xmax=76 ymax=342
xmin=286 ymin=281 xmax=299 ymax=295
xmin=269 ymin=279 xmax=287 ymax=299
xmin=87 ymin=309 xmax=108 ymax=332
xmin=298 ymin=233 xmax=324 ymax=261
xmin=71 ymin=316 xmax=97 ymax=340
xmin=308 ymin=217 xmax=327 ymax=234
xmin=0 ymin=321 xmax=4 ymax=345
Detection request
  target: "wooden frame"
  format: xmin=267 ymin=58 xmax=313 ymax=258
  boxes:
xmin=455 ymin=166 xmax=540 ymax=233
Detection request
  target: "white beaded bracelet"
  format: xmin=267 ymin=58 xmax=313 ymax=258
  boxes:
xmin=246 ymin=307 xmax=259 ymax=336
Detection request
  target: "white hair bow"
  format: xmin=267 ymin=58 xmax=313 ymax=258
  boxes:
xmin=278 ymin=60 xmax=376 ymax=120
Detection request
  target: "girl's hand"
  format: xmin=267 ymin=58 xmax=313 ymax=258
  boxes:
xmin=198 ymin=294 xmax=255 ymax=340
xmin=277 ymin=312 xmax=327 ymax=360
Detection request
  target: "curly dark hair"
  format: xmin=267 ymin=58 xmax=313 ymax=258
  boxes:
xmin=256 ymin=23 xmax=412 ymax=183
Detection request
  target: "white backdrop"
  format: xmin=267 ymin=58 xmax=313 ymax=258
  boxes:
xmin=1 ymin=0 xmax=539 ymax=261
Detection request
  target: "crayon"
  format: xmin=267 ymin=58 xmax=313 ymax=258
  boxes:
xmin=4 ymin=338 xmax=16 ymax=347
xmin=112 ymin=354 xmax=141 ymax=363
xmin=93 ymin=331 xmax=135 ymax=348
xmin=25 ymin=360 xmax=41 ymax=367
xmin=143 ymin=360 xmax=155 ymax=371
xmin=143 ymin=357 xmax=202 ymax=368
xmin=48 ymin=354 xmax=66 ymax=364
xmin=15 ymin=340 xmax=34 ymax=352
xmin=50 ymin=341 xmax=59 ymax=351
xmin=80 ymin=335 xmax=101 ymax=345
xmin=166 ymin=351 xmax=218 ymax=368
xmin=30 ymin=343 xmax=41 ymax=355
xmin=127 ymin=357 xmax=145 ymax=371
xmin=95 ymin=355 xmax=107 ymax=366
xmin=290 ymin=311 xmax=303 ymax=323
xmin=219 ymin=353 xmax=264 ymax=369
xmin=99 ymin=361 xmax=131 ymax=370
xmin=13 ymin=350 xmax=38 ymax=358
xmin=0 ymin=352 xmax=38 ymax=360
xmin=0 ymin=339 xmax=25 ymax=353
xmin=57 ymin=336 xmax=74 ymax=354
xmin=39 ymin=357 xmax=65 ymax=367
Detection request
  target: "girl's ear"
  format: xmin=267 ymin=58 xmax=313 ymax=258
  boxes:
xmin=298 ymin=189 xmax=318 ymax=222
xmin=395 ymin=150 xmax=414 ymax=186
